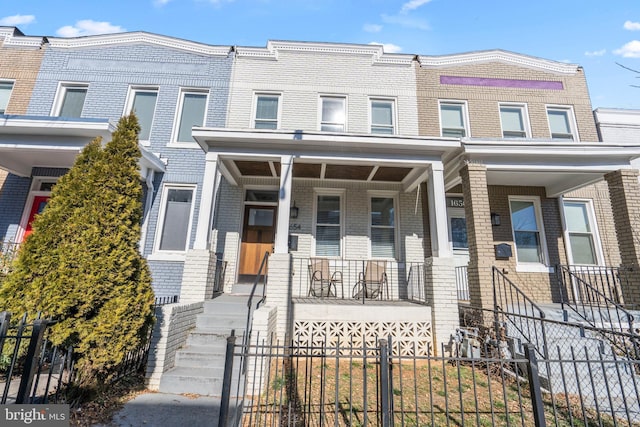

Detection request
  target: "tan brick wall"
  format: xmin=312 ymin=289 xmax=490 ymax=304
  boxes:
xmin=0 ymin=40 xmax=45 ymax=115
xmin=415 ymin=61 xmax=598 ymax=142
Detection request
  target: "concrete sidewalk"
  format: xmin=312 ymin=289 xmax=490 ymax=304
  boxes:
xmin=94 ymin=392 xmax=221 ymax=427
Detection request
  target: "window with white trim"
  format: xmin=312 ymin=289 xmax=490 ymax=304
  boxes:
xmin=320 ymin=96 xmax=346 ymax=132
xmin=174 ymin=89 xmax=208 ymax=143
xmin=370 ymin=99 xmax=395 ymax=134
xmin=563 ymin=200 xmax=600 ymax=265
xmin=439 ymin=101 xmax=468 ymax=137
xmin=254 ymin=94 xmax=280 ymax=129
xmin=125 ymin=87 xmax=158 ymax=142
xmin=156 ymin=186 xmax=195 ymax=252
xmin=53 ymin=83 xmax=88 ymax=118
xmin=0 ymin=81 xmax=14 ymax=114
xmin=315 ymin=193 xmax=342 ymax=256
xmin=370 ymin=196 xmax=396 ymax=258
xmin=547 ymin=106 xmax=576 ymax=141
xmin=500 ymin=104 xmax=529 ymax=138
xmin=509 ymin=197 xmax=546 ymax=264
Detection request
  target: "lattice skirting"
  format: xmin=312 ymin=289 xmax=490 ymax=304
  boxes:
xmin=293 ymin=320 xmax=432 ymax=356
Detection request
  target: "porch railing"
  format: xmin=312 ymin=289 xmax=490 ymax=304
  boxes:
xmin=456 ymin=265 xmax=469 ymax=301
xmin=292 ymin=258 xmax=428 ymax=304
xmin=212 ymin=252 xmax=227 ymax=296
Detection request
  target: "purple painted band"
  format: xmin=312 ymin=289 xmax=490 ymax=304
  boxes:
xmin=440 ymin=75 xmax=563 ymax=90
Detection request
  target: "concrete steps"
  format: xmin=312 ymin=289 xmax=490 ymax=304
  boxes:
xmin=158 ymin=294 xmax=249 ymax=397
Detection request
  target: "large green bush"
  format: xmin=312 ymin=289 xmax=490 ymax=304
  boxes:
xmin=0 ymin=114 xmax=155 ymax=387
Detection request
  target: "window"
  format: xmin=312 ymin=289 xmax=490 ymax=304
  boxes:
xmin=174 ymin=89 xmax=208 ymax=143
xmin=315 ymin=194 xmax=342 ymax=256
xmin=156 ymin=186 xmax=195 ymax=252
xmin=254 ymin=94 xmax=280 ymax=129
xmin=370 ymin=196 xmax=396 ymax=258
xmin=320 ymin=96 xmax=346 ymax=132
xmin=563 ymin=200 xmax=600 ymax=265
xmin=509 ymin=198 xmax=546 ymax=264
xmin=450 ymin=215 xmax=468 ymax=250
xmin=439 ymin=101 xmax=468 ymax=137
xmin=54 ymin=83 xmax=88 ymax=118
xmin=0 ymin=81 xmax=14 ymax=114
xmin=500 ymin=104 xmax=529 ymax=138
xmin=547 ymin=106 xmax=576 ymax=140
xmin=371 ymin=99 xmax=395 ymax=134
xmin=126 ymin=87 xmax=158 ymax=142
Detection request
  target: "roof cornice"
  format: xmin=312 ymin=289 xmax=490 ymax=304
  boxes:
xmin=47 ymin=31 xmax=231 ymax=56
xmin=0 ymin=26 xmax=46 ymax=48
xmin=418 ymin=50 xmax=579 ymax=74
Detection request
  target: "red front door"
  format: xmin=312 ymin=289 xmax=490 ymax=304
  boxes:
xmin=22 ymin=196 xmax=50 ymax=241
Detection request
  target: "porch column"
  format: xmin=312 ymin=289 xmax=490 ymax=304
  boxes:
xmin=194 ymin=152 xmax=220 ymax=250
xmin=427 ymin=162 xmax=452 ymax=258
xmin=605 ymin=169 xmax=640 ymax=307
xmin=274 ymin=155 xmax=293 ymax=254
xmin=461 ymin=163 xmax=494 ymax=310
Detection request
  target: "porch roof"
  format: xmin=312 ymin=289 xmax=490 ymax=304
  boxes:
xmin=192 ymin=127 xmax=460 ymax=191
xmin=0 ymin=115 xmax=166 ymax=178
xmin=444 ymin=139 xmax=640 ymax=197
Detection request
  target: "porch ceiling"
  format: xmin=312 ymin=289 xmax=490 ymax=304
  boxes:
xmin=444 ymin=139 xmax=640 ymax=197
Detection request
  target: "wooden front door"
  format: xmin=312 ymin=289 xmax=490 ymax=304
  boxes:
xmin=239 ymin=206 xmax=277 ymax=276
xmin=23 ymin=196 xmax=50 ymax=241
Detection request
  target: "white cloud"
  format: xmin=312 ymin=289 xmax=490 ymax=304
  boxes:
xmin=363 ymin=23 xmax=383 ymax=33
xmin=614 ymin=40 xmax=640 ymax=58
xmin=369 ymin=42 xmax=402 ymax=53
xmin=624 ymin=20 xmax=640 ymax=31
xmin=56 ymin=20 xmax=126 ymax=37
xmin=400 ymin=0 xmax=432 ymax=14
xmin=381 ymin=14 xmax=429 ymax=30
xmin=0 ymin=14 xmax=36 ymax=26
xmin=584 ymin=49 xmax=606 ymax=57
xmin=154 ymin=0 xmax=171 ymax=6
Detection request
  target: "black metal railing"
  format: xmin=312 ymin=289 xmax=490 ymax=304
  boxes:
xmin=557 ymin=265 xmax=634 ymax=334
xmin=456 ymin=265 xmax=470 ymax=301
xmin=212 ymin=252 xmax=227 ymax=296
xmin=492 ymin=267 xmax=549 ymax=360
xmin=0 ymin=241 xmax=19 ymax=274
xmin=242 ymin=252 xmax=269 ymax=357
xmin=219 ymin=330 xmax=640 ymax=426
xmin=154 ymin=295 xmax=179 ymax=306
xmin=292 ymin=258 xmax=427 ymax=304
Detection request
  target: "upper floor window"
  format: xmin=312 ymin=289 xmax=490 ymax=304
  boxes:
xmin=370 ymin=99 xmax=395 ymax=134
xmin=125 ymin=87 xmax=158 ymax=142
xmin=547 ymin=106 xmax=577 ymax=141
xmin=500 ymin=104 xmax=529 ymax=138
xmin=254 ymin=94 xmax=280 ymax=129
xmin=174 ymin=89 xmax=208 ymax=143
xmin=320 ymin=96 xmax=346 ymax=132
xmin=53 ymin=83 xmax=88 ymax=118
xmin=370 ymin=195 xmax=397 ymax=258
xmin=0 ymin=81 xmax=14 ymax=114
xmin=509 ymin=197 xmax=546 ymax=265
xmin=439 ymin=101 xmax=468 ymax=138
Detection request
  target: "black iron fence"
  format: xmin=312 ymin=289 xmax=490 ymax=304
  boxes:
xmin=218 ymin=330 xmax=640 ymax=426
xmin=213 ymin=252 xmax=227 ymax=296
xmin=154 ymin=295 xmax=179 ymax=306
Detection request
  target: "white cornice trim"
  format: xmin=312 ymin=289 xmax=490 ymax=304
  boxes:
xmin=0 ymin=26 xmax=46 ymax=48
xmin=594 ymin=108 xmax=640 ymax=127
xmin=418 ymin=50 xmax=579 ymax=74
xmin=47 ymin=32 xmax=231 ymax=56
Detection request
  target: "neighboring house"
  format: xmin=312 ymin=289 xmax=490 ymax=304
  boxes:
xmin=2 ymin=27 xmax=640 ymax=364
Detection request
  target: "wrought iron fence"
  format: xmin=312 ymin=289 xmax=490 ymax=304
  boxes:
xmin=219 ymin=330 xmax=640 ymax=426
xmin=154 ymin=295 xmax=179 ymax=306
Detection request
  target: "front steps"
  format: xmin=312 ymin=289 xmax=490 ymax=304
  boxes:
xmin=158 ymin=294 xmax=249 ymax=397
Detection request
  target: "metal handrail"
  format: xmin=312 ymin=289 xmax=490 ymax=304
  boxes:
xmin=242 ymin=252 xmax=269 ymax=359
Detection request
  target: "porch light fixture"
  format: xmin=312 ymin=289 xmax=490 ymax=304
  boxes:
xmin=490 ymin=212 xmax=501 ymax=227
xmin=290 ymin=202 xmax=299 ymax=219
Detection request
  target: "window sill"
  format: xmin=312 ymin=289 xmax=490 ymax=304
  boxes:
xmin=147 ymin=252 xmax=187 ymax=262
xmin=515 ymin=263 xmax=555 ymax=274
xmin=166 ymin=142 xmax=201 ymax=150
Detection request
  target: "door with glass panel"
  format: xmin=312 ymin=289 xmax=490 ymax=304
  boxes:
xmin=239 ymin=206 xmax=276 ymax=277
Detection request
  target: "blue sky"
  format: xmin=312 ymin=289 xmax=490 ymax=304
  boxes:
xmin=2 ymin=0 xmax=640 ymax=109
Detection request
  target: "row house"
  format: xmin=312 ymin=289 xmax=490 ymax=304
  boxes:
xmin=2 ymin=27 xmax=640 ymax=366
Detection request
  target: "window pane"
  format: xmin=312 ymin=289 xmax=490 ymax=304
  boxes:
xmin=0 ymin=82 xmax=13 ymax=114
xmin=450 ymin=217 xmax=468 ymax=249
xmin=371 ymin=126 xmax=394 ymax=134
xmin=510 ymin=201 xmax=538 ymax=231
xmin=441 ymin=104 xmax=464 ymax=128
xmin=316 ymin=225 xmax=340 ymax=256
xmin=248 ymin=208 xmax=274 ymax=226
xmin=569 ymin=234 xmax=597 ymax=264
xmin=317 ymin=195 xmax=340 ymax=225
xmin=131 ymin=91 xmax=158 ymax=141
xmin=159 ymin=188 xmax=193 ymax=251
xmin=372 ymin=228 xmax=395 ymax=258
xmin=564 ymin=202 xmax=590 ymax=233
xmin=501 ymin=107 xmax=525 ymax=137
xmin=321 ymin=123 xmax=345 ymax=132
xmin=514 ymin=231 xmax=543 ymax=263
xmin=372 ymin=101 xmax=392 ymax=125
xmin=371 ymin=197 xmax=394 ymax=226
xmin=548 ymin=109 xmax=573 ymax=139
xmin=256 ymin=96 xmax=278 ymax=120
xmin=59 ymin=87 xmax=87 ymax=118
xmin=322 ymin=98 xmax=345 ymax=128
xmin=177 ymin=93 xmax=207 ymax=142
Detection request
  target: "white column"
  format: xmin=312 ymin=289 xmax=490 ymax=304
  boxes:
xmin=194 ymin=152 xmax=220 ymax=250
xmin=274 ymin=155 xmax=293 ymax=254
xmin=427 ymin=162 xmax=452 ymax=257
